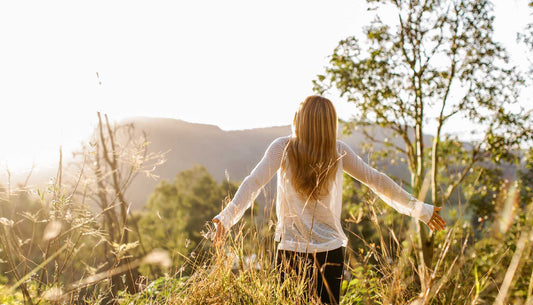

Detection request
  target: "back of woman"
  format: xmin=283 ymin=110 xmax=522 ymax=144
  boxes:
xmin=275 ymin=96 xmax=347 ymax=253
xmin=212 ymin=95 xmax=446 ymax=304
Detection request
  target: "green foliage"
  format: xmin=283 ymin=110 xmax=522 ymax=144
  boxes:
xmin=0 ymin=285 xmax=25 ymax=304
xmin=464 ymin=165 xmax=504 ymax=223
xmin=519 ymin=148 xmax=533 ymax=206
xmin=341 ymin=265 xmax=382 ymax=304
xmin=518 ymin=2 xmax=533 ymax=78
xmin=137 ymin=165 xmax=242 ymax=273
xmin=118 ymin=276 xmax=187 ymax=303
xmin=314 ymin=0 xmax=532 ymax=200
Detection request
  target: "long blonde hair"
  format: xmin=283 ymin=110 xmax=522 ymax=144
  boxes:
xmin=282 ymin=95 xmax=339 ymax=201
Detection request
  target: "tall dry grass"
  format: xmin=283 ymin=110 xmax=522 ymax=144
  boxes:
xmin=2 ymin=175 xmax=533 ymax=304
xmin=2 ymin=171 xmax=533 ymax=304
xmin=1 ymin=141 xmax=533 ymax=304
xmin=118 ymin=180 xmax=533 ymax=305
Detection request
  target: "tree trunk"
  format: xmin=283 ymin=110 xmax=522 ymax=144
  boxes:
xmin=415 ymin=102 xmax=435 ymax=270
xmin=420 ymin=223 xmax=434 ymax=268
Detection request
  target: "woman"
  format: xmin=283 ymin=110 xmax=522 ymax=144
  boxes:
xmin=212 ymin=95 xmax=446 ymax=304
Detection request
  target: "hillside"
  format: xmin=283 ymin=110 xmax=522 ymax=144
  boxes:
xmin=120 ymin=117 xmax=420 ymax=210
xmin=2 ymin=117 xmax=425 ymax=211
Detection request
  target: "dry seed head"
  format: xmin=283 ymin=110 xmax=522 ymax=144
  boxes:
xmin=42 ymin=287 xmax=63 ymax=301
xmin=0 ymin=217 xmax=14 ymax=227
xmin=43 ymin=220 xmax=62 ymax=241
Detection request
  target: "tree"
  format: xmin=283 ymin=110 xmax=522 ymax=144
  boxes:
xmin=518 ymin=0 xmax=533 ymax=77
xmin=314 ymin=0 xmax=532 ymax=273
xmin=69 ymin=113 xmax=166 ymax=301
xmin=137 ymin=165 xmax=246 ymax=274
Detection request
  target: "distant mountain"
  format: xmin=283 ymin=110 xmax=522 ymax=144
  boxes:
xmin=2 ymin=117 xmax=426 ymax=211
xmin=119 ymin=117 xmax=420 ymax=210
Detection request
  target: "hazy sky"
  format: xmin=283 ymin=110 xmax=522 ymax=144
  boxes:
xmin=1 ymin=0 xmax=531 ymax=173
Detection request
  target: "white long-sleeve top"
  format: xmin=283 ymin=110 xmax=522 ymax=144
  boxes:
xmin=213 ymin=136 xmax=434 ymax=253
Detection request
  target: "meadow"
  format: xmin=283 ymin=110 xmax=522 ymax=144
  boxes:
xmin=0 ymin=123 xmax=532 ymax=304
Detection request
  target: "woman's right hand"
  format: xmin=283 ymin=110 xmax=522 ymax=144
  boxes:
xmin=212 ymin=218 xmax=225 ymax=246
xmin=426 ymin=206 xmax=446 ymax=231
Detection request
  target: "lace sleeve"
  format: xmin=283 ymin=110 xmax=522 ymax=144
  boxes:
xmin=339 ymin=141 xmax=434 ymax=223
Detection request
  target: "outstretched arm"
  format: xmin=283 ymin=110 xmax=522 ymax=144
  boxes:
xmin=212 ymin=136 xmax=288 ymax=233
xmin=339 ymin=141 xmax=445 ymax=229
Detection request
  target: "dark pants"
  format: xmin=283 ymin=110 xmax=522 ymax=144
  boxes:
xmin=276 ymin=246 xmax=345 ymax=305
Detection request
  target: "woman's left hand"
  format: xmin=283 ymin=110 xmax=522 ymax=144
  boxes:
xmin=212 ymin=218 xmax=225 ymax=246
xmin=427 ymin=206 xmax=446 ymax=231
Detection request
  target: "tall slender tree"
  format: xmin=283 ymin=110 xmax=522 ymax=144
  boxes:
xmin=314 ymin=0 xmax=532 ymax=272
